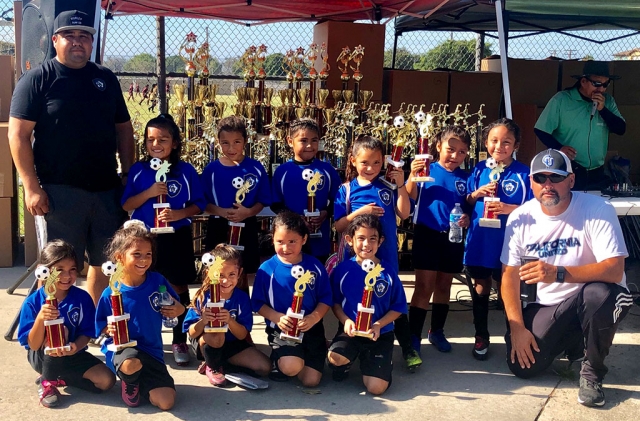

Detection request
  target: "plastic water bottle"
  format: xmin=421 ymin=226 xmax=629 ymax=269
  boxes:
xmin=449 ymin=203 xmax=464 ymax=243
xmin=158 ymin=285 xmax=178 ymax=328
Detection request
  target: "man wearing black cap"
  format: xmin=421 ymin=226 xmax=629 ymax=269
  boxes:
xmin=534 ymin=61 xmax=626 ymax=191
xmin=8 ymin=10 xmax=134 ymax=304
xmin=500 ymin=149 xmax=633 ymax=407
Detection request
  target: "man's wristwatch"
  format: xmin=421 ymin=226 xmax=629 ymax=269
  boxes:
xmin=555 ymin=266 xmax=566 ymax=283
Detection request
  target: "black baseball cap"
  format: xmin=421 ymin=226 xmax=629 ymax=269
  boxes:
xmin=571 ymin=61 xmax=620 ymax=80
xmin=530 ymin=149 xmax=573 ymax=176
xmin=54 ymin=10 xmax=96 ymax=35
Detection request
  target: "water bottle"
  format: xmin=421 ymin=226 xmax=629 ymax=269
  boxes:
xmin=449 ymin=203 xmax=464 ymax=243
xmin=158 ymin=285 xmax=179 ymax=328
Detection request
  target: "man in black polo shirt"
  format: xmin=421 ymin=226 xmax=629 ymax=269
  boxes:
xmin=8 ymin=10 xmax=134 ymax=304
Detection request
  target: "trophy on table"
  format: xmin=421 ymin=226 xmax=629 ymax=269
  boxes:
xmin=102 ymin=261 xmax=137 ymax=351
xmin=302 ymin=169 xmax=324 ymax=238
xmin=479 ymin=157 xmax=505 ymax=228
xmin=280 ymin=266 xmax=315 ymax=343
xmin=201 ymin=253 xmax=228 ymax=333
xmin=35 ymin=266 xmax=72 ymax=355
xmin=149 ymin=158 xmax=174 ymax=234
xmin=353 ymin=259 xmax=384 ymax=338
xmin=228 ymin=177 xmax=253 ymax=250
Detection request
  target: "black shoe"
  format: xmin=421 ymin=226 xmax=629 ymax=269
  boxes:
xmin=472 ymin=336 xmax=490 ymax=361
xmin=578 ymin=376 xmax=605 ymax=407
xmin=267 ymin=362 xmax=289 ymax=382
xmin=331 ymin=366 xmax=350 ymax=382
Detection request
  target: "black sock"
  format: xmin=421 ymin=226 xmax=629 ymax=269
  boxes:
xmin=430 ymin=303 xmax=450 ymax=332
xmin=118 ymin=369 xmax=141 ymax=385
xmin=409 ymin=306 xmax=428 ymax=338
xmin=202 ymin=343 xmax=223 ymax=369
xmin=78 ymin=378 xmax=103 ymax=394
xmin=173 ymin=291 xmax=190 ymax=344
xmin=473 ymin=294 xmax=490 ymax=339
xmin=394 ymin=313 xmax=413 ymax=354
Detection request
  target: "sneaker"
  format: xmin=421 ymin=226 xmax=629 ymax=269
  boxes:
xmin=206 ymin=366 xmax=227 ymax=387
xmin=121 ymin=381 xmax=140 ymax=407
xmin=410 ymin=335 xmax=422 ymax=357
xmin=472 ymin=336 xmax=490 ymax=360
xmin=172 ymin=343 xmax=190 ymax=366
xmin=197 ymin=361 xmax=207 ymax=375
xmin=403 ymin=349 xmax=423 ymax=372
xmin=428 ymin=329 xmax=452 ymax=353
xmin=578 ymin=377 xmax=605 ymax=407
xmin=38 ymin=378 xmax=64 ymax=408
xmin=268 ymin=361 xmax=289 ymax=382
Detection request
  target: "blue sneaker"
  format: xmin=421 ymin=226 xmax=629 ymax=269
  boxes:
xmin=410 ymin=335 xmax=422 ymax=357
xmin=428 ymin=329 xmax=452 ymax=353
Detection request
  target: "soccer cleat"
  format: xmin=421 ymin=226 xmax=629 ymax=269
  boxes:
xmin=428 ymin=329 xmax=452 ymax=353
xmin=403 ymin=349 xmax=423 ymax=372
xmin=578 ymin=377 xmax=605 ymax=407
xmin=121 ymin=380 xmax=140 ymax=407
xmin=206 ymin=366 xmax=227 ymax=387
xmin=38 ymin=377 xmax=65 ymax=408
xmin=197 ymin=361 xmax=207 ymax=375
xmin=472 ymin=336 xmax=490 ymax=360
xmin=172 ymin=343 xmax=190 ymax=366
xmin=410 ymin=334 xmax=422 ymax=357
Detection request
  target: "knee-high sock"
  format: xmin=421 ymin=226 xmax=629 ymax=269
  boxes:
xmin=202 ymin=343 xmax=223 ymax=370
xmin=473 ymin=294 xmax=490 ymax=339
xmin=173 ymin=291 xmax=190 ymax=344
xmin=409 ymin=306 xmax=428 ymax=338
xmin=394 ymin=313 xmax=413 ymax=353
xmin=430 ymin=303 xmax=449 ymax=333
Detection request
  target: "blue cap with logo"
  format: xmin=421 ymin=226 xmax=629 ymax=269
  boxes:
xmin=530 ymin=149 xmax=573 ymax=176
xmin=54 ymin=10 xmax=96 ymax=35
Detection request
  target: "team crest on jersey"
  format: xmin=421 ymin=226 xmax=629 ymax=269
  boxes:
xmin=92 ymin=78 xmax=106 ymax=91
xmin=66 ymin=306 xmax=81 ymax=326
xmin=378 ymin=189 xmax=392 ymax=206
xmin=166 ymin=180 xmax=181 ymax=198
xmin=149 ymin=291 xmax=162 ymax=312
xmin=229 ymin=308 xmax=238 ymax=320
xmin=502 ymin=179 xmax=518 ymax=197
xmin=455 ymin=180 xmax=467 ymax=196
xmin=373 ymin=276 xmax=389 ymax=298
xmin=306 ymin=271 xmax=318 ymax=290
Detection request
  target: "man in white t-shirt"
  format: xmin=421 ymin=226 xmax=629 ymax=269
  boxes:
xmin=501 ymin=149 xmax=633 ymax=408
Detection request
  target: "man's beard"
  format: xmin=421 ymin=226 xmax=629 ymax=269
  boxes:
xmin=539 ymin=190 xmax=560 ymax=207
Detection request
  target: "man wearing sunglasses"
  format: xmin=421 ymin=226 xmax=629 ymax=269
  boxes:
xmin=500 ymin=149 xmax=632 ymax=407
xmin=534 ymin=62 xmax=626 ymax=191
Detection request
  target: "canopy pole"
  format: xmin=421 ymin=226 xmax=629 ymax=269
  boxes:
xmin=99 ymin=17 xmax=109 ymax=64
xmin=495 ymin=0 xmax=512 ymax=119
xmin=392 ymin=32 xmax=399 ymax=69
xmin=475 ymin=32 xmax=485 ymax=71
xmin=157 ymin=16 xmax=167 ymax=114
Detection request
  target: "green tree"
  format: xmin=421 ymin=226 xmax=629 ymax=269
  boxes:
xmin=221 ymin=56 xmax=243 ymax=76
xmin=384 ymin=48 xmax=419 ymax=70
xmin=263 ymin=53 xmax=286 ymax=77
xmin=165 ymin=55 xmax=184 ymax=73
xmin=414 ymin=40 xmax=492 ymax=71
xmin=123 ymin=53 xmax=156 ymax=73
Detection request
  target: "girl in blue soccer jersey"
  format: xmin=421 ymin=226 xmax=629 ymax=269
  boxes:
xmin=18 ymin=240 xmax=115 ymax=408
xmin=272 ymin=118 xmax=341 ymax=264
xmin=328 ymin=214 xmax=407 ymax=395
xmin=251 ymin=211 xmax=332 ymax=387
xmin=201 ymin=115 xmax=271 ymax=278
xmin=405 ymin=126 xmax=471 ymax=356
xmin=121 ymin=114 xmax=205 ymax=367
xmin=183 ymin=244 xmax=271 ymax=387
xmin=465 ymin=118 xmax=532 ymax=361
xmin=95 ymin=221 xmax=185 ymax=410
xmin=333 ymin=135 xmax=417 ymax=370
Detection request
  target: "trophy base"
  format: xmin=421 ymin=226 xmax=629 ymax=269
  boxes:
xmin=204 ymin=326 xmax=229 ymax=333
xmin=44 ymin=344 xmax=71 ymax=355
xmin=309 ymin=232 xmax=322 ymax=239
xmin=107 ymin=340 xmax=138 ymax=352
xmin=304 ymin=210 xmax=320 ymax=218
xmin=229 ymin=244 xmax=245 ymax=251
xmin=43 ymin=318 xmax=65 ymax=327
xmin=411 ymin=176 xmax=435 ymax=183
xmin=279 ymin=332 xmax=304 ymax=343
xmin=479 ymin=218 xmax=501 ymax=228
xmin=379 ymin=176 xmax=398 ymax=190
xmin=353 ymin=331 xmax=374 ymax=339
xmin=151 ymin=226 xmax=175 ymax=234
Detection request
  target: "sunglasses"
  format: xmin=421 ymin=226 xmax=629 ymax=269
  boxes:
xmin=586 ymin=77 xmax=610 ymax=88
xmin=532 ymin=173 xmax=568 ymax=184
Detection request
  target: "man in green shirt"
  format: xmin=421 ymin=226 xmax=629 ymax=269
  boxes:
xmin=534 ymin=61 xmax=625 ymax=191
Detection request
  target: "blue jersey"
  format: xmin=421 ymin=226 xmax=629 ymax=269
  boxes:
xmin=334 ymin=178 xmax=400 ymax=273
xmin=122 ymin=160 xmax=206 ymax=230
xmin=201 ymin=157 xmax=271 ymax=211
xmin=182 ymin=288 xmax=253 ymax=342
xmin=464 ymin=159 xmax=532 ymax=268
xmin=18 ymin=286 xmax=96 ymax=350
xmin=330 ymin=258 xmax=407 ymax=335
xmin=272 ymin=159 xmax=341 ymax=257
xmin=95 ymin=271 xmax=179 ymax=368
xmin=413 ymin=162 xmax=470 ymax=231
xmin=251 ymin=254 xmax=333 ymax=330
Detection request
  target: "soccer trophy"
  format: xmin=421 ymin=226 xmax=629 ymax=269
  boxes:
xmin=354 ymin=259 xmax=384 ymax=338
xmin=280 ymin=266 xmax=314 ymax=343
xmin=479 ymin=157 xmax=504 ymax=228
xmin=381 ymin=115 xmax=409 ymax=190
xmin=35 ymin=266 xmax=71 ymax=355
xmin=302 ymin=169 xmax=324 ymax=238
xmin=411 ymin=109 xmax=434 ymax=183
xmin=228 ymin=176 xmax=252 ymax=250
xmin=149 ymin=157 xmax=174 ymax=234
xmin=202 ymin=253 xmax=228 ymax=333
xmin=102 ymin=261 xmax=137 ymax=351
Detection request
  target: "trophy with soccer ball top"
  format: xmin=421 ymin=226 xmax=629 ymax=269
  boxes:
xmin=354 ymin=259 xmax=384 ymax=338
xmin=202 ymin=253 xmax=228 ymax=333
xmin=228 ymin=176 xmax=252 ymax=250
xmin=411 ymin=109 xmax=434 ymax=183
xmin=35 ymin=266 xmax=72 ymax=355
xmin=150 ymin=158 xmax=174 ymax=234
xmin=302 ymin=169 xmax=324 ymax=238
xmin=280 ymin=266 xmax=314 ymax=343
xmin=381 ymin=115 xmax=409 ymax=190
xmin=102 ymin=261 xmax=137 ymax=351
xmin=479 ymin=157 xmax=504 ymax=229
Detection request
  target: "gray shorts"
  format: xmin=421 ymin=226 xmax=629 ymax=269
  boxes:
xmin=43 ymin=184 xmax=126 ymax=267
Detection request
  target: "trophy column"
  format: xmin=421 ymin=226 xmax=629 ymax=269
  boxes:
xmin=202 ymin=254 xmax=228 ymax=333
xmin=353 ymin=259 xmax=383 ymax=339
xmin=149 ymin=158 xmax=174 ymax=234
xmin=280 ymin=266 xmax=314 ymax=343
xmin=35 ymin=267 xmax=72 ymax=355
xmin=102 ymin=262 xmax=137 ymax=351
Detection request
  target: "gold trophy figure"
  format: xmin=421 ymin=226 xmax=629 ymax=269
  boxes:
xmin=280 ymin=266 xmax=315 ymax=343
xmin=149 ymin=158 xmax=174 ymax=234
xmin=283 ymin=49 xmax=295 ymax=89
xmin=336 ymin=46 xmax=351 ymax=91
xmin=228 ymin=177 xmax=253 ymax=250
xmin=34 ymin=266 xmax=71 ymax=355
xmin=479 ymin=157 xmax=505 ymax=229
xmin=318 ymin=42 xmax=330 ymax=89
xmin=102 ymin=262 xmax=137 ymax=352
xmin=179 ymin=32 xmax=198 ymax=100
xmin=202 ymin=254 xmax=228 ymax=333
xmin=302 ymin=169 xmax=324 ymax=238
xmin=354 ymin=260 xmax=384 ymax=338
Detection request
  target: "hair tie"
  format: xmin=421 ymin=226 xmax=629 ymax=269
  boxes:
xmin=123 ymin=219 xmax=148 ymax=231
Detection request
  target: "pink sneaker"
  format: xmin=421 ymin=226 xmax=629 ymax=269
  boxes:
xmin=38 ymin=378 xmax=65 ymax=408
xmin=172 ymin=343 xmax=190 ymax=366
xmin=121 ymin=380 xmax=140 ymax=407
xmin=206 ymin=366 xmax=227 ymax=387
